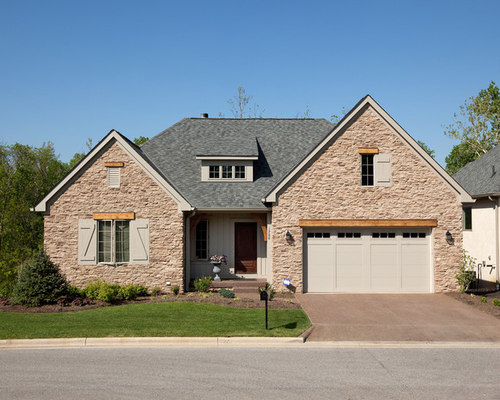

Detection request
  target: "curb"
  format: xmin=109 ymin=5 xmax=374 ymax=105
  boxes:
xmin=0 ymin=336 xmax=304 ymax=349
xmin=2 ymin=337 xmax=500 ymax=350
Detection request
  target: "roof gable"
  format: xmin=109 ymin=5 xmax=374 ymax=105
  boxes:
xmin=34 ymin=130 xmax=192 ymax=213
xmin=264 ymin=95 xmax=474 ymax=204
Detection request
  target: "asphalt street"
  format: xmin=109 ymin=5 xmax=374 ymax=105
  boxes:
xmin=1 ymin=346 xmax=499 ymax=399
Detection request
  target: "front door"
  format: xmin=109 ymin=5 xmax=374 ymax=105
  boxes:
xmin=235 ymin=222 xmax=257 ymax=274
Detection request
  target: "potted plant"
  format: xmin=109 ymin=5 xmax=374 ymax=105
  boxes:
xmin=209 ymin=254 xmax=227 ymax=281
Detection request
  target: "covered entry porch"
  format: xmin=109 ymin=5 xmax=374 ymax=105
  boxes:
xmin=185 ymin=211 xmax=271 ymax=288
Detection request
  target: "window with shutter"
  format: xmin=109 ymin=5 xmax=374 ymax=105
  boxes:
xmin=78 ymin=219 xmax=97 ymax=265
xmin=130 ymin=219 xmax=150 ymax=263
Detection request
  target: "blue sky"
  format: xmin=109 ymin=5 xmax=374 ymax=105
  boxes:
xmin=1 ymin=0 xmax=499 ymax=166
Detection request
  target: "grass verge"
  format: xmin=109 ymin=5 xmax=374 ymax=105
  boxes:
xmin=0 ymin=302 xmax=310 ymax=339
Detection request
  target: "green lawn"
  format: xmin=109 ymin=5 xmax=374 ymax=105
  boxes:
xmin=0 ymin=302 xmax=311 ymax=339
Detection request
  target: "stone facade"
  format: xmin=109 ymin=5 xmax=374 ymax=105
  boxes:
xmin=271 ymin=106 xmax=463 ymax=292
xmin=44 ymin=140 xmax=185 ymax=291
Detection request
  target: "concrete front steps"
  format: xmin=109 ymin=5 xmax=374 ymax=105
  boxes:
xmin=210 ymin=279 xmax=267 ymax=299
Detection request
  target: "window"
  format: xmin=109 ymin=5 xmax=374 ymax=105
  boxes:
xmin=222 ymin=165 xmax=232 ymax=179
xmin=338 ymin=232 xmax=361 ymax=238
xmin=361 ymin=154 xmax=374 ymax=186
xmin=403 ymin=232 xmax=426 ymax=238
xmin=98 ymin=220 xmax=130 ymax=263
xmin=107 ymin=167 xmax=120 ymax=188
xmin=463 ymin=207 xmax=472 ymax=230
xmin=235 ymin=165 xmax=246 ymax=179
xmin=195 ymin=220 xmax=208 ymax=259
xmin=209 ymin=165 xmax=220 ymax=179
xmin=306 ymin=232 xmax=330 ymax=238
xmin=360 ymin=153 xmax=392 ymax=187
xmin=372 ymin=232 xmax=396 ymax=238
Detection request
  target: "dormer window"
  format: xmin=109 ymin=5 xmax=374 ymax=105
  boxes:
xmin=198 ymin=158 xmax=255 ymax=182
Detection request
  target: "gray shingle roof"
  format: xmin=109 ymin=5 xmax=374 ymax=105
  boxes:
xmin=453 ymin=145 xmax=500 ymax=196
xmin=140 ymin=118 xmax=334 ymax=209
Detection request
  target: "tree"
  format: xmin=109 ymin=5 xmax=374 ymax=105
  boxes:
xmin=227 ymin=87 xmax=264 ymax=118
xmin=416 ymin=140 xmax=435 ymax=159
xmin=133 ymin=136 xmax=149 ymax=146
xmin=0 ymin=142 xmax=68 ymax=296
xmin=445 ymin=142 xmax=477 ymax=174
xmin=444 ymin=81 xmax=500 ymax=170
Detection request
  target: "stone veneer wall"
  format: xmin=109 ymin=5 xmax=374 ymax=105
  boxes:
xmin=271 ymin=106 xmax=462 ymax=293
xmin=44 ymin=140 xmax=185 ymax=291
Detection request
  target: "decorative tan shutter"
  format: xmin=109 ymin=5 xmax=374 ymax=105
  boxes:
xmin=374 ymin=153 xmax=392 ymax=187
xmin=78 ymin=219 xmax=97 ymax=265
xmin=130 ymin=219 xmax=149 ymax=263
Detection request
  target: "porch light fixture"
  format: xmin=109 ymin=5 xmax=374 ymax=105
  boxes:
xmin=285 ymin=230 xmax=292 ymax=241
xmin=446 ymin=230 xmax=453 ymax=244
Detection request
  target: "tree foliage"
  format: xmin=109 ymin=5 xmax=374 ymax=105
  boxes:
xmin=0 ymin=142 xmax=69 ymax=295
xmin=444 ymin=82 xmax=500 ymax=171
xmin=445 ymin=143 xmax=477 ymax=175
xmin=416 ymin=140 xmax=435 ymax=159
xmin=133 ymin=136 xmax=149 ymax=146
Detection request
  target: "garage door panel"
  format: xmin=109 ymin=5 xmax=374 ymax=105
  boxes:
xmin=370 ymin=244 xmax=400 ymax=291
xmin=336 ymin=244 xmax=364 ymax=291
xmin=307 ymin=242 xmax=334 ymax=293
xmin=306 ymin=229 xmax=430 ymax=293
xmin=401 ymin=244 xmax=430 ymax=291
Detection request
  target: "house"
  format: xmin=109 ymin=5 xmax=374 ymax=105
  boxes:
xmin=454 ymin=145 xmax=500 ymax=288
xmin=34 ymin=96 xmax=473 ymax=293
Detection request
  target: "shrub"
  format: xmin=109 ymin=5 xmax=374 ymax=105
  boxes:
xmin=481 ymin=297 xmax=487 ymax=303
xmin=493 ymin=298 xmax=500 ymax=307
xmin=219 ymin=288 xmax=235 ymax=298
xmin=12 ymin=251 xmax=68 ymax=307
xmin=194 ymin=276 xmax=212 ymax=292
xmin=83 ymin=280 xmax=120 ymax=303
xmin=0 ymin=260 xmax=18 ymax=298
xmin=258 ymin=283 xmax=275 ymax=300
xmin=172 ymin=285 xmax=180 ymax=295
xmin=151 ymin=286 xmax=162 ymax=297
xmin=136 ymin=285 xmax=148 ymax=297
xmin=456 ymin=251 xmax=477 ymax=293
xmin=118 ymin=284 xmax=140 ymax=301
xmin=66 ymin=285 xmax=84 ymax=299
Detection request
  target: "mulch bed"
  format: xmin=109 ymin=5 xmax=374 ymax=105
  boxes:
xmin=446 ymin=291 xmax=500 ymax=319
xmin=0 ymin=292 xmax=301 ymax=314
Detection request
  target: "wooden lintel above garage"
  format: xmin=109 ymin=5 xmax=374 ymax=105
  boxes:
xmin=299 ymin=219 xmax=438 ymax=228
xmin=93 ymin=212 xmax=135 ymax=220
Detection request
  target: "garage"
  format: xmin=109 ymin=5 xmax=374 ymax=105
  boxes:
xmin=305 ymin=228 xmax=431 ymax=293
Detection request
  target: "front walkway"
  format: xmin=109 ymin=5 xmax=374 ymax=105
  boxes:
xmin=295 ymin=293 xmax=500 ymax=342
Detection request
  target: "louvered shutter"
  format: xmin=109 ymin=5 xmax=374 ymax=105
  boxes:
xmin=78 ymin=219 xmax=97 ymax=264
xmin=107 ymin=167 xmax=120 ymax=188
xmin=130 ymin=219 xmax=149 ymax=263
xmin=374 ymin=153 xmax=392 ymax=187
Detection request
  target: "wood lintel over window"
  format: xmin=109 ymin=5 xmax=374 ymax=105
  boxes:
xmin=104 ymin=162 xmax=124 ymax=167
xmin=299 ymin=219 xmax=438 ymax=228
xmin=251 ymin=213 xmax=268 ymax=241
xmin=93 ymin=212 xmax=135 ymax=220
xmin=358 ymin=148 xmax=379 ymax=154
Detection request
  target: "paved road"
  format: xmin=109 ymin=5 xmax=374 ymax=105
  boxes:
xmin=1 ymin=347 xmax=499 ymax=399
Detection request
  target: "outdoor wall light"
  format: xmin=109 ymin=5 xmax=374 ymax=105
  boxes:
xmin=285 ymin=230 xmax=292 ymax=241
xmin=446 ymin=230 xmax=453 ymax=244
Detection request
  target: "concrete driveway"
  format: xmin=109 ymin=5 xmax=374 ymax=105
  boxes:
xmin=295 ymin=293 xmax=500 ymax=342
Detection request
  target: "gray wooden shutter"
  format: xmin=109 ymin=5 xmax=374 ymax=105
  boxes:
xmin=130 ymin=219 xmax=149 ymax=264
xmin=374 ymin=153 xmax=392 ymax=187
xmin=78 ymin=219 xmax=97 ymax=265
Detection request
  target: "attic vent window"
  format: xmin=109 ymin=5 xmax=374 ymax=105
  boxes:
xmin=107 ymin=167 xmax=121 ymax=188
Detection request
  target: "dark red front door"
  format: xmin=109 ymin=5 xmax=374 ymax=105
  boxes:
xmin=235 ymin=222 xmax=257 ymax=274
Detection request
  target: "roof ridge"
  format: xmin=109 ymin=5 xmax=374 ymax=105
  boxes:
xmin=188 ymin=117 xmax=329 ymax=121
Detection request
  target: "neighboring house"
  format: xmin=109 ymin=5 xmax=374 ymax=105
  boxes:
xmin=454 ymin=145 xmax=500 ymax=288
xmin=35 ymin=96 xmax=473 ymax=293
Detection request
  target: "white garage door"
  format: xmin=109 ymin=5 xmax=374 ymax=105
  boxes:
xmin=305 ymin=229 xmax=431 ymax=293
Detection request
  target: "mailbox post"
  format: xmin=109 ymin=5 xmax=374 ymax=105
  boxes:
xmin=260 ymin=288 xmax=269 ymax=330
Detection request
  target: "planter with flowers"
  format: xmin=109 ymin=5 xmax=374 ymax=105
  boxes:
xmin=209 ymin=254 xmax=227 ymax=281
